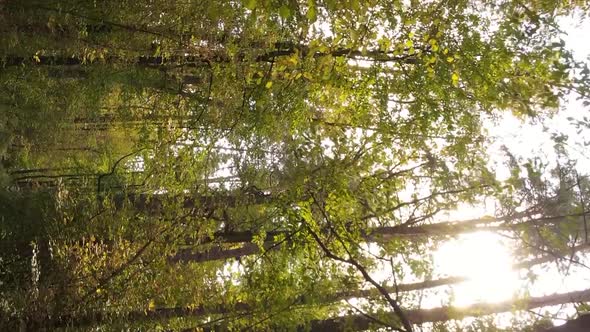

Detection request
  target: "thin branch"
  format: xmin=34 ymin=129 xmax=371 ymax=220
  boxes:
xmin=345 ymin=299 xmax=403 ymax=332
xmin=97 ymin=147 xmax=149 ymax=193
xmin=305 ymin=223 xmax=413 ymax=332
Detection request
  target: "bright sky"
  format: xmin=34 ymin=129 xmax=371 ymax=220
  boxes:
xmin=427 ymin=12 xmax=590 ymax=325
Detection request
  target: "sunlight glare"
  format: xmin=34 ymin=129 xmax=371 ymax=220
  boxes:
xmin=435 ymin=232 xmax=520 ymax=306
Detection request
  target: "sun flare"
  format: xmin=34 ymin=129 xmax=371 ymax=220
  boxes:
xmin=435 ymin=232 xmax=520 ymax=307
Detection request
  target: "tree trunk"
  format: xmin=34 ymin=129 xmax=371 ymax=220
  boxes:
xmin=305 ymin=289 xmax=590 ymax=331
xmin=53 ymin=288 xmax=590 ymax=330
xmin=171 ymin=212 xmax=589 ymax=263
xmin=0 ymin=44 xmax=421 ymax=68
xmin=541 ymin=314 xmax=590 ymax=332
xmin=113 ymin=191 xmax=272 ymax=215
xmin=47 ymin=251 xmax=590 ymax=329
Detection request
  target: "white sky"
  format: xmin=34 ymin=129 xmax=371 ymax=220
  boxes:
xmin=426 ymin=13 xmax=590 ymax=326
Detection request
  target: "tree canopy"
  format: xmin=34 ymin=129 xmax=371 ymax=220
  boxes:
xmin=1 ymin=0 xmax=590 ymax=331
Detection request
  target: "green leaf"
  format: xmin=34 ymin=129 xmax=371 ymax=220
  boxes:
xmin=244 ymin=0 xmax=256 ymax=10
xmin=307 ymin=1 xmax=317 ymax=21
xmin=279 ymin=5 xmax=292 ymax=18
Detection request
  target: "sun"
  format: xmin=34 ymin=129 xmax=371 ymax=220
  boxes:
xmin=434 ymin=231 xmax=520 ymax=307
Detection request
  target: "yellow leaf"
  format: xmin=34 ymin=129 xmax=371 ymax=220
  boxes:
xmin=451 ymin=72 xmax=459 ymax=86
xmin=265 ymin=81 xmax=273 ymax=89
xmin=428 ymin=39 xmax=439 ymax=52
xmin=405 ymin=40 xmax=414 ymax=48
xmin=287 ymin=54 xmax=299 ymax=65
xmin=443 ymin=48 xmax=449 ymax=55
xmin=148 ymin=299 xmax=156 ymax=310
xmin=96 ymin=288 xmax=102 ymax=294
xmin=446 ymin=56 xmax=454 ymax=63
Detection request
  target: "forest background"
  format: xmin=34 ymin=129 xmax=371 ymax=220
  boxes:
xmin=1 ymin=0 xmax=590 ymax=331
